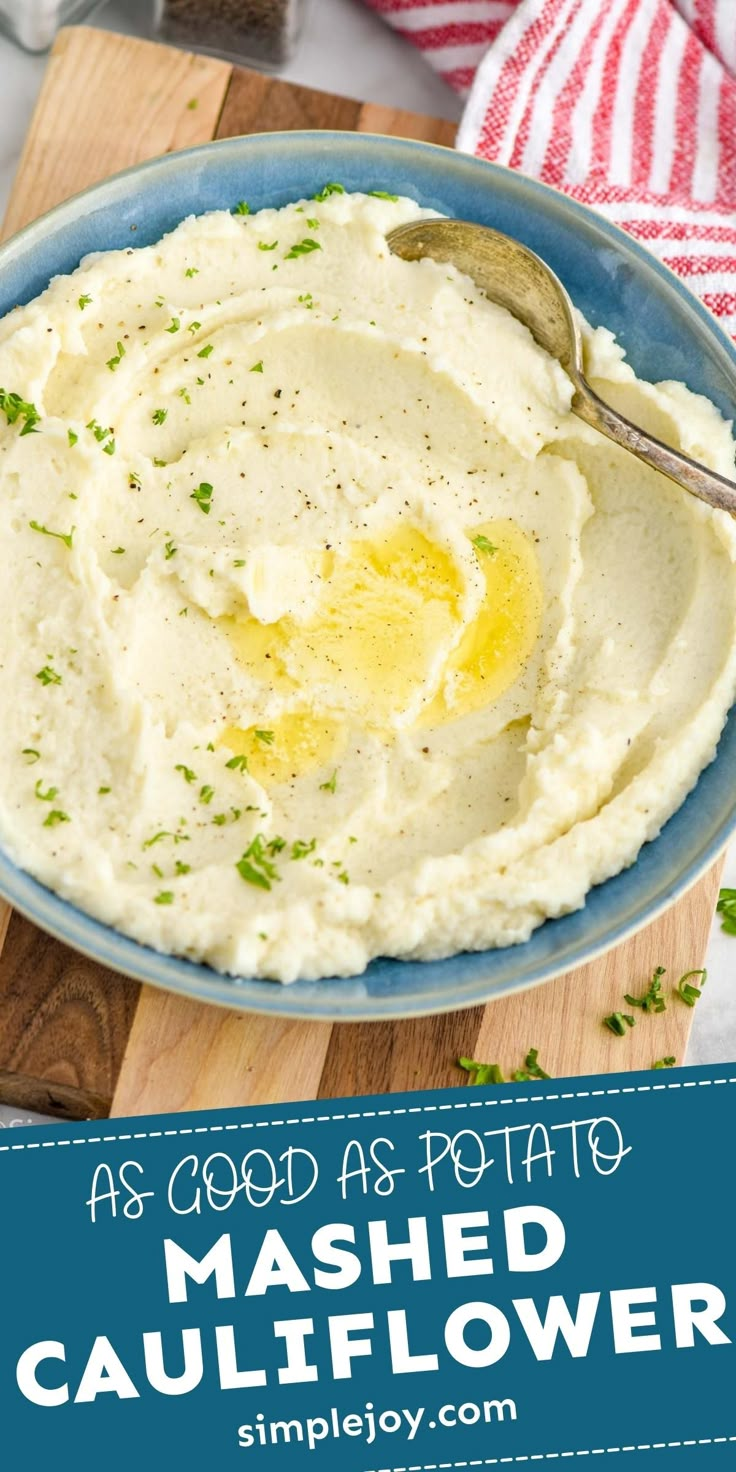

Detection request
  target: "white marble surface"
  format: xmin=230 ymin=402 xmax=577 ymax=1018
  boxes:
xmin=0 ymin=1 xmax=731 ymax=1130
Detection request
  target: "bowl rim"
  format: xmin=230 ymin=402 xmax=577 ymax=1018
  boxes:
xmin=0 ymin=127 xmax=734 ymax=1022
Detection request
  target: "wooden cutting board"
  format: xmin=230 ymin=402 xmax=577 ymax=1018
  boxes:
xmin=0 ymin=26 xmax=721 ymax=1122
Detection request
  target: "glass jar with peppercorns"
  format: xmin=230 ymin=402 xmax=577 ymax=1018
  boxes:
xmin=155 ymin=0 xmax=308 ymax=70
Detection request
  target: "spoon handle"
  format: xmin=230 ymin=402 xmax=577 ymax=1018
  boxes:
xmin=572 ymin=379 xmax=736 ymax=515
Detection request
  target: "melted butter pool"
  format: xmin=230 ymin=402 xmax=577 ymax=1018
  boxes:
xmin=221 ymin=521 xmax=541 ymax=782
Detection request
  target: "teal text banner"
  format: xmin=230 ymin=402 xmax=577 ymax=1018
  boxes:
xmin=1 ymin=1063 xmax=735 ymax=1469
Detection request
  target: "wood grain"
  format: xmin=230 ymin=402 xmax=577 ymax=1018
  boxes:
xmin=0 ymin=26 xmax=720 ymax=1124
xmin=2 ymin=27 xmax=231 ymax=240
xmin=0 ymin=28 xmax=232 ymax=1116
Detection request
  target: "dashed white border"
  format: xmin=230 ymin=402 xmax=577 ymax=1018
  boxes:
xmin=365 ymin=1435 xmax=736 ymax=1469
xmin=1 ymin=1077 xmax=734 ymax=1152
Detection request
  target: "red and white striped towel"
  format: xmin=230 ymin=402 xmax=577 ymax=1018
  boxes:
xmin=364 ymin=0 xmax=736 ymax=340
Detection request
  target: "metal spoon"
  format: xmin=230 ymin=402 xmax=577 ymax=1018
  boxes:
xmin=387 ymin=218 xmax=736 ymax=515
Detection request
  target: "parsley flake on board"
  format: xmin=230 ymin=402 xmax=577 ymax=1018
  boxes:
xmin=191 ymin=481 xmax=213 ymax=514
xmin=285 ymin=239 xmax=321 ymax=260
xmin=604 ymin=1011 xmax=636 ymax=1036
xmin=624 ymin=965 xmax=667 ymax=1014
xmin=0 ymin=389 xmax=40 ymax=436
xmin=717 ymin=887 xmax=736 ymax=934
xmin=652 ymin=1056 xmax=676 ymax=1070
xmin=29 ymin=520 xmax=74 ymax=549
xmin=676 ymin=969 xmax=707 ymax=1007
xmin=236 ymin=833 xmax=281 ymax=891
xmin=458 ymin=1058 xmax=506 ymax=1087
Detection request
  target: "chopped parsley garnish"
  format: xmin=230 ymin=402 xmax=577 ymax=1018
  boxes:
xmin=369 ymin=190 xmax=399 ymax=201
xmin=285 ymin=238 xmax=321 ymax=259
xmin=337 ymin=870 xmax=350 ymax=884
xmin=154 ymin=891 xmax=174 ymax=905
xmin=29 ymin=520 xmax=74 ymax=549
xmin=164 ymin=539 xmax=177 ymax=559
xmin=186 ymin=98 xmax=198 ymax=110
xmin=185 ymin=266 xmax=199 ymax=277
xmin=106 ymin=340 xmax=126 ymax=371
xmin=152 ymin=408 xmax=168 ymax=425
xmin=191 ymin=481 xmax=213 ymax=514
xmin=34 ymin=779 xmax=58 ymax=802
xmin=22 ymin=748 xmax=40 ymax=764
xmin=175 ymin=764 xmax=196 ymax=783
xmin=472 ymin=534 xmax=497 ymax=555
xmin=624 ymin=965 xmax=667 ymax=1014
xmin=188 ymin=320 xmax=201 ymax=334
xmin=197 ymin=343 xmax=214 ymax=359
xmin=306 ymin=218 xmax=319 ymax=229
xmin=512 ymin=1048 xmax=551 ymax=1081
xmin=78 ymin=294 xmax=92 ymax=310
xmin=226 ymin=753 xmax=248 ymax=771
xmin=0 ymin=389 xmax=40 ymax=436
xmin=313 ymin=182 xmax=344 ymax=201
xmin=111 ymin=546 xmax=125 ymax=555
xmin=258 ymin=240 xmax=278 ymax=251
xmin=43 ymin=809 xmax=70 ymax=827
xmin=36 ymin=664 xmax=61 ymax=686
xmin=143 ymin=828 xmax=190 ymax=849
xmin=250 ymin=360 xmax=264 ymax=373
xmin=98 ymin=786 xmax=111 ymax=795
xmin=717 ymin=887 xmax=736 ymax=934
xmin=166 ymin=317 xmax=181 ymax=334
xmin=67 ymin=429 xmax=78 ymax=447
xmin=177 ymin=387 xmax=191 ymax=405
xmin=676 ymin=969 xmax=707 ymax=1006
xmin=87 ymin=418 xmax=111 ymax=442
xmin=291 ymin=837 xmax=317 ymax=860
xmin=199 ymin=784 xmax=214 ymax=804
xmin=102 ymin=438 xmax=116 ymax=456
xmin=175 ymin=860 xmax=190 ymax=875
xmin=236 ymin=833 xmax=281 ymax=890
xmin=458 ymin=1057 xmax=505 ymax=1086
xmin=604 ymin=1011 xmax=636 ymax=1036
xmin=254 ymin=729 xmax=274 ymax=745
xmin=320 ymin=769 xmax=338 ymax=793
xmin=233 ymin=200 xmax=251 ymax=216
xmin=652 ymin=1056 xmax=676 ymax=1070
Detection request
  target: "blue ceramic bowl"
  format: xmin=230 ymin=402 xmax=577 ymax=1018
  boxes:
xmin=1 ymin=132 xmax=735 ymax=1020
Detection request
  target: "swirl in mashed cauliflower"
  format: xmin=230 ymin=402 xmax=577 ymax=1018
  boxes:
xmin=0 ymin=189 xmax=734 ymax=982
